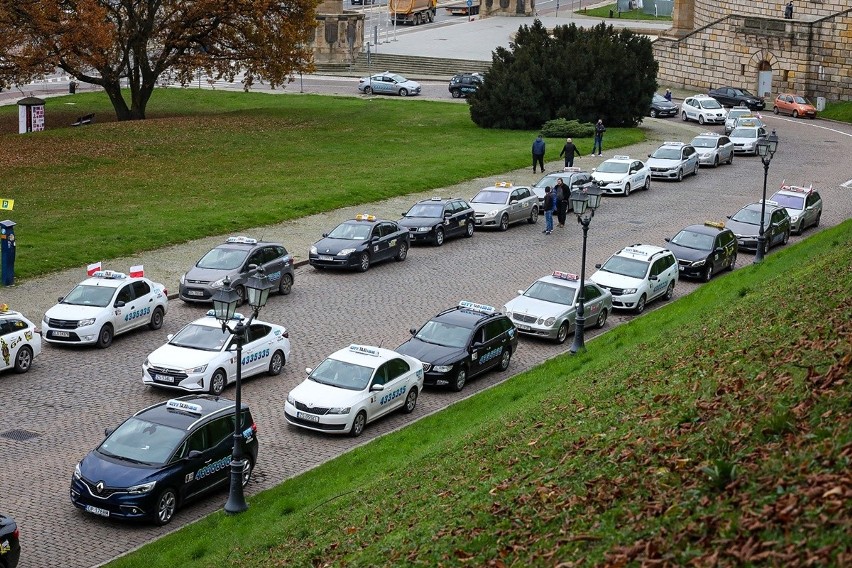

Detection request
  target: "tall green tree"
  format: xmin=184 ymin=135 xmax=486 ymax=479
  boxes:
xmin=470 ymin=20 xmax=658 ymax=129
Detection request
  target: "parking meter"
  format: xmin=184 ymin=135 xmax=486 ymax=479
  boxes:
xmin=1 ymin=220 xmax=16 ymax=286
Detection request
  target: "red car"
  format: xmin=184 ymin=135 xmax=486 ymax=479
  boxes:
xmin=773 ymin=93 xmax=817 ymax=119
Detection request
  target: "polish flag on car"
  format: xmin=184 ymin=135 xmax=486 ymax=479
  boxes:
xmin=129 ymin=265 xmax=144 ymax=278
xmin=86 ymin=262 xmax=102 ymax=276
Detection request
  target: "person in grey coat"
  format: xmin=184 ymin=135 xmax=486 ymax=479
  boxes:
xmin=532 ymin=135 xmax=546 ymax=173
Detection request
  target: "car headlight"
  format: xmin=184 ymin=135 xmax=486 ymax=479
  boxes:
xmin=143 ymin=358 xmax=149 ymax=367
xmin=74 ymin=463 xmax=82 ymax=480
xmin=43 ymin=315 xmax=49 ymax=326
xmin=790 ymin=215 xmax=799 ymax=222
xmin=338 ymin=248 xmax=356 ymax=256
xmin=310 ymin=246 xmax=317 ymax=255
xmin=488 ymin=209 xmax=499 ymax=217
xmin=544 ymin=317 xmax=556 ymax=326
xmin=690 ymin=259 xmax=706 ymax=267
xmin=128 ymin=481 xmax=157 ymax=494
xmin=623 ymin=288 xmax=638 ymax=295
xmin=327 ymin=407 xmax=351 ymax=415
xmin=287 ymin=394 xmax=295 ymax=405
xmin=502 ymin=307 xmax=511 ymax=318
xmin=186 ymin=364 xmax=208 ymax=374
xmin=433 ymin=365 xmax=453 ymax=373
xmin=180 ymin=273 xmax=186 ymax=285
xmin=78 ymin=318 xmax=96 ymax=327
xmin=211 ymin=278 xmax=226 ymax=289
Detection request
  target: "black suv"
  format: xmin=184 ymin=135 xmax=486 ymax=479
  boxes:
xmin=71 ymin=395 xmax=259 ymax=525
xmin=398 ymin=197 xmax=475 ymax=246
xmin=448 ymin=72 xmax=483 ymax=98
xmin=397 ymin=300 xmax=517 ymax=392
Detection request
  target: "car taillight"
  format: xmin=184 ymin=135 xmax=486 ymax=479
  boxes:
xmin=282 ymin=329 xmax=289 ymax=339
xmin=163 ymin=288 xmax=169 ymax=296
xmin=13 ymin=527 xmax=19 ymax=539
xmin=251 ymin=422 xmax=257 ymax=434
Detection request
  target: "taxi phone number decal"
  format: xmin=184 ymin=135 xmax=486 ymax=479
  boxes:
xmin=242 ymin=349 xmax=270 ymax=365
xmin=124 ymin=306 xmax=151 ymax=321
xmin=478 ymin=346 xmax=503 ymax=365
xmin=196 ymin=455 xmax=232 ymax=480
xmin=380 ymin=385 xmax=406 ymax=405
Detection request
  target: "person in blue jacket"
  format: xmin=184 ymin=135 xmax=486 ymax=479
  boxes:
xmin=532 ymin=134 xmax=546 ymax=173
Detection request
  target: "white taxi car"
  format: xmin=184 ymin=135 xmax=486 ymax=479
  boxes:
xmin=143 ymin=311 xmax=291 ymax=396
xmin=590 ymin=245 xmax=678 ymax=314
xmin=285 ymin=344 xmax=424 ymax=437
xmin=591 ymin=156 xmax=651 ymax=197
xmin=0 ymin=304 xmax=42 ymax=374
xmin=503 ymin=271 xmax=612 ymax=344
xmin=681 ymin=95 xmax=728 ymax=125
xmin=43 ymin=270 xmax=168 ymax=348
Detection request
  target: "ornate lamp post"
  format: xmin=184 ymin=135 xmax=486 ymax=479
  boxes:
xmin=754 ymin=129 xmax=780 ymax=263
xmin=211 ymin=267 xmax=272 ymax=514
xmin=568 ymin=186 xmax=603 ymax=354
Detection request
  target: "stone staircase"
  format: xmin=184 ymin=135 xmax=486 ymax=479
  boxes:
xmin=312 ymin=53 xmax=490 ymax=80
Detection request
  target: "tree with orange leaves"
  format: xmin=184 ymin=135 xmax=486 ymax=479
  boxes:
xmin=0 ymin=0 xmax=317 ymax=120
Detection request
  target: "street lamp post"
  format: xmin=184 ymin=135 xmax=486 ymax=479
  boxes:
xmin=211 ymin=268 xmax=273 ymax=514
xmin=568 ymin=186 xmax=603 ymax=354
xmin=754 ymin=129 xmax=780 ymax=263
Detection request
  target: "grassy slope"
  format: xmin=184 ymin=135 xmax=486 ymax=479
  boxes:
xmin=108 ymin=220 xmax=852 ymax=568
xmin=578 ymin=4 xmax=672 ymax=20
xmin=820 ymin=100 xmax=852 ymax=123
xmin=0 ymin=90 xmax=642 ymax=279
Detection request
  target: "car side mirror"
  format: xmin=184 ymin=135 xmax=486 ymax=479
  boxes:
xmin=591 ymin=168 xmax=597 ymax=173
xmin=402 ymin=212 xmax=408 ymax=217
xmin=647 ymin=153 xmax=651 ymax=158
xmin=228 ymin=344 xmax=237 ymax=351
xmin=409 ymin=327 xmax=417 ymax=335
xmin=167 ymin=333 xmax=174 ymax=341
xmin=187 ymin=450 xmax=203 ymax=460
xmin=715 ymin=247 xmax=724 ymax=254
xmin=471 ymin=341 xmax=483 ymax=350
xmin=114 ymin=300 xmax=126 ymax=308
xmin=58 ymin=296 xmax=64 ymax=302
xmin=322 ymin=233 xmax=328 ymax=238
xmin=726 ymin=215 xmax=732 ymax=219
xmin=649 ymin=275 xmax=658 ymax=281
xmin=370 ymin=383 xmax=386 ymax=392
xmin=510 ymin=199 xmax=518 ymax=204
xmin=305 ymin=367 xmax=313 ymax=375
xmin=444 ymin=212 xmax=452 ymax=217
xmin=664 ymin=237 xmax=670 ymax=243
xmin=104 ymin=427 xmax=114 ymax=437
xmin=595 ymin=263 xmax=602 ymax=269
xmin=518 ymin=290 xmax=524 ymax=295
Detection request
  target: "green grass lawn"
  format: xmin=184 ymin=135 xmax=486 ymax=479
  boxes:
xmin=0 ymin=90 xmax=643 ymax=279
xmin=820 ymin=100 xmax=852 ymax=122
xmin=578 ymin=3 xmax=672 ymax=20
xmin=106 ymin=220 xmax=852 ymax=567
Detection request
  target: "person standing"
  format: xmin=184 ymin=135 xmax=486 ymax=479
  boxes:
xmin=532 ymin=134 xmax=546 ymax=174
xmin=592 ymin=119 xmax=606 ymax=157
xmin=542 ymin=186 xmax=554 ymax=235
xmin=664 ymin=88 xmax=672 ymax=102
xmin=554 ymin=177 xmax=569 ymax=227
xmin=559 ymin=138 xmax=581 ymax=168
xmin=784 ymin=1 xmax=793 ymax=18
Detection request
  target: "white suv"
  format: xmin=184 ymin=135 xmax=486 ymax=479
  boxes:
xmin=590 ymin=245 xmax=678 ymax=314
xmin=681 ymin=95 xmax=728 ymax=125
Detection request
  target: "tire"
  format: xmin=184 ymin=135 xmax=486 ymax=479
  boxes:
xmin=664 ymin=281 xmax=675 ymax=301
xmin=623 ymin=183 xmax=631 ymax=197
xmin=395 ymin=242 xmax=408 ymax=261
xmin=279 ymin=273 xmax=293 ymax=295
xmin=595 ymin=308 xmax=608 ymax=329
xmin=713 ymin=155 xmax=719 ymax=168
xmin=650 ymin=109 xmax=658 ymax=118
xmin=698 ymin=115 xmax=706 ymax=125
xmin=451 ymin=367 xmax=467 ymax=392
xmin=814 ymin=213 xmax=821 ymax=228
xmin=154 ymin=488 xmax=177 ymax=526
xmin=267 ymin=350 xmax=285 ymax=376
xmin=782 ymin=230 xmax=790 ymax=245
xmin=692 ymin=162 xmax=699 ymax=176
xmin=14 ymin=346 xmax=33 ymax=373
xmin=644 ymin=176 xmax=651 ymax=191
xmin=728 ymin=252 xmax=737 ymax=271
xmin=209 ymin=369 xmax=226 ymax=396
xmin=451 ymin=89 xmax=461 ymax=99
xmin=773 ymin=106 xmax=779 ymax=114
xmin=148 ymin=306 xmax=164 ymax=330
xmin=434 ymin=228 xmax=445 ymax=246
xmin=349 ymin=411 xmax=367 ymax=437
xmin=556 ymin=322 xmax=569 ymax=344
xmin=635 ymin=294 xmax=647 ymax=314
xmin=358 ymin=252 xmax=370 ymax=272
xmin=727 ymin=151 xmax=734 ymax=165
xmin=240 ymin=457 xmax=254 ymax=487
xmin=676 ymin=168 xmax=683 ymax=182
xmin=499 ymin=213 xmax=509 ymax=232
xmin=499 ymin=348 xmax=511 ymax=371
xmin=402 ymin=388 xmax=418 ymax=414
xmin=235 ymin=285 xmax=245 ymax=306
xmin=363 ymin=86 xmax=372 ymax=95
xmin=792 ymin=110 xmax=799 ymax=118
xmin=704 ymin=264 xmax=714 ymax=282
xmin=681 ymin=111 xmax=688 ymax=121
xmin=96 ymin=324 xmax=113 ymax=349
xmin=464 ymin=221 xmax=474 ymax=238
xmin=527 ymin=206 xmax=538 ymax=224
xmin=399 ymin=88 xmax=409 ymax=97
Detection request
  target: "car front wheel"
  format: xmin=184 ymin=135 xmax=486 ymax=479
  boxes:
xmin=644 ymin=176 xmax=651 ymax=191
xmin=97 ymin=324 xmax=113 ymax=349
xmin=452 ymin=367 xmax=467 ymax=392
xmin=350 ymin=411 xmax=367 ymax=437
xmin=154 ymin=488 xmax=177 ymax=526
xmin=556 ymin=322 xmax=569 ymax=344
xmin=650 ymin=109 xmax=658 ymax=118
xmin=704 ymin=264 xmax=714 ymax=282
xmin=635 ymin=294 xmax=647 ymax=314
xmin=773 ymin=106 xmax=779 ymax=114
xmin=596 ymin=309 xmax=608 ymax=329
xmin=451 ymin=89 xmax=461 ymax=98
xmin=434 ymin=227 xmax=444 ymax=246
xmin=698 ymin=115 xmax=706 ymax=125
xmin=623 ymin=183 xmax=631 ymax=197
xmin=499 ymin=213 xmax=509 ymax=231
xmin=528 ymin=206 xmax=538 ymax=224
xmin=792 ymin=110 xmax=799 ymax=118
xmin=209 ymin=369 xmax=227 ymax=396
xmin=358 ymin=252 xmax=370 ymax=272
xmin=465 ymin=221 xmax=474 ymax=238
xmin=677 ymin=168 xmax=684 ymax=182
xmin=279 ymin=273 xmax=293 ymax=295
xmin=399 ymin=88 xmax=409 ymax=97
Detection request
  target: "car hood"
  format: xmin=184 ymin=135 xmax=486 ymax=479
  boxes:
xmin=80 ymin=450 xmax=158 ymax=489
xmin=313 ymin=237 xmax=365 ymax=255
xmin=725 ymin=219 xmax=760 ymax=237
xmin=45 ymin=303 xmax=106 ymax=320
xmin=505 ymin=295 xmax=571 ymax=319
xmin=653 ymin=100 xmax=677 ymax=110
xmin=397 ymin=217 xmax=440 ymax=229
xmin=647 ymin=157 xmax=681 ymax=168
xmin=590 ymin=269 xmax=643 ymax=289
xmin=289 ymin=378 xmax=368 ymax=409
xmin=396 ymin=338 xmax=466 ymax=367
xmin=470 ymin=202 xmax=507 ymax=214
xmin=183 ymin=266 xmax=231 ymax=283
xmin=592 ymin=172 xmax=628 ymax=184
xmin=667 ymin=243 xmax=711 ymax=263
xmin=147 ymin=343 xmax=223 ymax=369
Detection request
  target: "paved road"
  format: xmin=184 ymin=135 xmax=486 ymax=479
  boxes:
xmin=1 ymin=109 xmax=851 ymax=567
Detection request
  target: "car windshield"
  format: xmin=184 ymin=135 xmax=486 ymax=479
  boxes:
xmin=533 ymin=175 xmax=563 ymax=190
xmin=61 ymin=285 xmax=115 ymax=307
xmin=98 ymin=417 xmax=185 ymax=465
xmin=327 ymin=223 xmax=372 ymax=240
xmin=596 ymin=161 xmax=629 ymax=174
xmin=523 ymin=281 xmax=578 ymax=306
xmin=731 ymin=208 xmax=769 ymax=225
xmin=728 ymin=110 xmax=751 ymax=119
xmin=771 ymin=193 xmax=805 ymax=209
xmin=793 ymin=96 xmax=809 ymax=104
xmin=405 ymin=203 xmax=444 ymax=218
xmin=414 ymin=320 xmax=472 ymax=349
xmin=700 ymin=99 xmax=723 ymax=109
xmin=386 ymin=74 xmax=408 ymax=83
xmin=170 ymin=323 xmax=230 ymax=351
xmin=691 ymin=137 xmax=717 ymax=149
xmin=472 ymin=190 xmax=509 ymax=205
xmin=309 ymin=358 xmax=374 ymax=391
xmin=738 ymin=89 xmax=756 ymax=97
xmin=730 ymin=128 xmax=758 ymax=139
xmin=670 ymin=230 xmax=715 ymax=251
xmin=652 ymin=148 xmax=682 ymax=160
xmin=197 ymin=247 xmax=248 ymax=270
xmin=599 ymin=256 xmax=649 ymax=279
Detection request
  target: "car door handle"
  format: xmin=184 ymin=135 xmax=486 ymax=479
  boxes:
xmin=204 ymin=459 xmax=212 ymax=464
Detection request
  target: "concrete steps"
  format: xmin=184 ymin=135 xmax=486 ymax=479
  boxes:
xmin=312 ymin=53 xmax=490 ymax=80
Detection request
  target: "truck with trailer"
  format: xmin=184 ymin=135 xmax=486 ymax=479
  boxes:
xmin=388 ymin=0 xmax=438 ymax=25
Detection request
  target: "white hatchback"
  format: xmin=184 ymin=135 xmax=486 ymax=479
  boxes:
xmin=285 ymin=344 xmax=424 ymax=437
xmin=0 ymin=305 xmax=42 ymax=374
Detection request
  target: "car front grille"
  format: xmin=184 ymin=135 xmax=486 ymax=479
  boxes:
xmin=81 ymin=478 xmax=125 ymax=499
xmin=147 ymin=366 xmax=189 ymax=380
xmin=48 ymin=318 xmax=79 ymax=329
xmin=511 ymin=313 xmax=538 ymax=324
xmin=650 ymin=167 xmax=671 ymax=173
xmin=293 ymin=401 xmax=331 ymax=415
xmin=599 ymin=285 xmax=626 ymax=296
xmin=185 ymin=279 xmax=211 ymax=285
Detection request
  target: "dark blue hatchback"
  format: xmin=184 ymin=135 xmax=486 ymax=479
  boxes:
xmin=70 ymin=395 xmax=258 ymax=525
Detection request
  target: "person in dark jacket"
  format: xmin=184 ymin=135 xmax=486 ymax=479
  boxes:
xmin=542 ymin=186 xmax=554 ymax=234
xmin=664 ymin=88 xmax=672 ymax=102
xmin=559 ymin=138 xmax=581 ymax=168
xmin=553 ymin=177 xmax=569 ymax=227
xmin=532 ymin=134 xmax=546 ymax=173
xmin=784 ymin=1 xmax=793 ymax=18
xmin=592 ymin=119 xmax=606 ymax=156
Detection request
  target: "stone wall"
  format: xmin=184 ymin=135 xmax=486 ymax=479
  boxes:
xmin=692 ymin=0 xmax=850 ymax=28
xmin=313 ymin=12 xmax=366 ymax=64
xmin=483 ymin=0 xmax=534 ymax=17
xmin=654 ymin=9 xmax=852 ymax=102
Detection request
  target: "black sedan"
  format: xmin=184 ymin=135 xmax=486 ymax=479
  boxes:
xmin=309 ymin=215 xmax=410 ymax=272
xmin=707 ymin=86 xmax=765 ymax=110
xmin=0 ymin=513 xmax=20 ymax=568
xmin=665 ymin=222 xmax=738 ymax=281
xmin=398 ymin=197 xmax=475 ymax=246
xmin=650 ymin=93 xmax=678 ymax=118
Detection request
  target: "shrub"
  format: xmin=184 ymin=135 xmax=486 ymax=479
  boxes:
xmin=540 ymin=118 xmax=595 ymax=138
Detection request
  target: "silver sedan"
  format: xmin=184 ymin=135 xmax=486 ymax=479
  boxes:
xmin=691 ymin=133 xmax=735 ymax=167
xmin=470 ymin=183 xmax=539 ymax=230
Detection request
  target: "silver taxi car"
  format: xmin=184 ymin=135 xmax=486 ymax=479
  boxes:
xmin=470 ymin=182 xmax=539 ymax=231
xmin=690 ymin=133 xmax=735 ymax=167
xmin=769 ymin=185 xmax=822 ymax=234
xmin=647 ymin=142 xmax=699 ymax=181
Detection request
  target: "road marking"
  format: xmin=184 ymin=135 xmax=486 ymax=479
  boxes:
xmin=841 ymin=179 xmax=852 ymax=188
xmin=767 ymin=115 xmax=852 ymax=138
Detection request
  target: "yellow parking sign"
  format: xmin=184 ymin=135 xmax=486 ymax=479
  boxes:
xmin=0 ymin=199 xmax=13 ymax=211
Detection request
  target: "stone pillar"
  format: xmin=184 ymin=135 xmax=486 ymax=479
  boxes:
xmin=483 ymin=0 xmax=534 ymax=17
xmin=669 ymin=0 xmax=695 ymax=38
xmin=313 ymin=0 xmax=365 ymax=64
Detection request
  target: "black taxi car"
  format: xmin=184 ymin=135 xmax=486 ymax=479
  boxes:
xmin=309 ymin=214 xmax=410 ymax=272
xmin=70 ymin=395 xmax=258 ymax=526
xmin=0 ymin=512 xmax=20 ymax=568
xmin=665 ymin=222 xmax=738 ymax=281
xmin=398 ymin=197 xmax=475 ymax=246
xmin=397 ymin=300 xmax=517 ymax=392
xmin=448 ymin=72 xmax=483 ymax=98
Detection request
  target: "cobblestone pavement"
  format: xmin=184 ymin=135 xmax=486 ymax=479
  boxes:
xmin=0 ymin=115 xmax=850 ymax=568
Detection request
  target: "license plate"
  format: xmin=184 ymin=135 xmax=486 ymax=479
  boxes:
xmin=318 ymin=255 xmax=333 ymax=261
xmin=52 ymin=331 xmax=70 ymax=337
xmin=475 ymin=220 xmax=482 ymax=225
xmin=154 ymin=374 xmax=174 ymax=383
xmin=297 ymin=411 xmax=320 ymax=423
xmin=186 ymin=290 xmax=204 ymax=296
xmin=85 ymin=505 xmax=110 ymax=517
xmin=517 ymin=324 xmax=531 ymax=331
